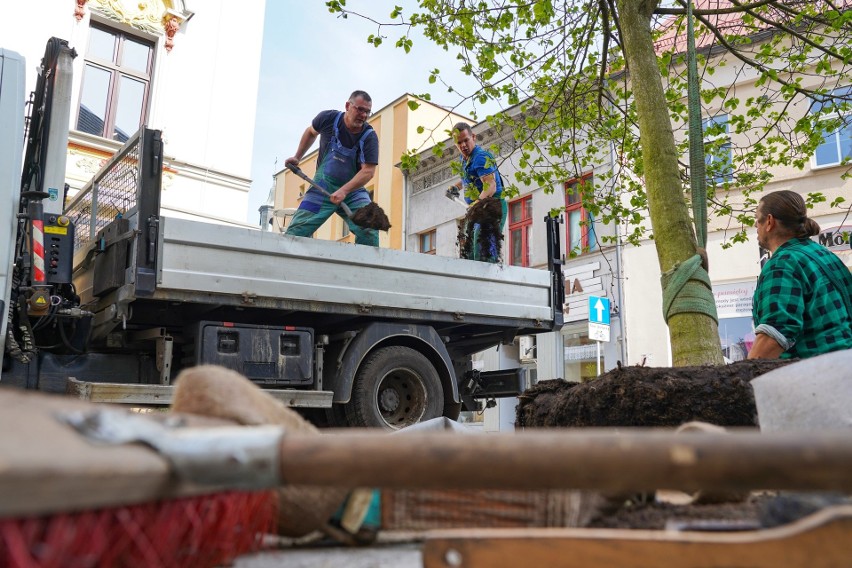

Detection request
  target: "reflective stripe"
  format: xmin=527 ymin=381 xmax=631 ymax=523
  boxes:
xmin=32 ymin=219 xmax=46 ymax=283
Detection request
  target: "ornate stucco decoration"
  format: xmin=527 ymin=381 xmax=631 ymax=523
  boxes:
xmin=88 ymin=0 xmax=194 ymax=51
xmin=162 ymin=9 xmax=191 ymax=52
xmin=74 ymin=0 xmax=89 ymax=21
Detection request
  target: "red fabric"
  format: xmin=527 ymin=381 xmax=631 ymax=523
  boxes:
xmin=0 ymin=491 xmax=277 ymax=568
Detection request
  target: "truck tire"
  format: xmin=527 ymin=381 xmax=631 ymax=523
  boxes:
xmin=346 ymin=346 xmax=444 ymax=430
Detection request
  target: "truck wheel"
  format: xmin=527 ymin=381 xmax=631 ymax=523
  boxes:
xmin=347 ymin=346 xmax=444 ymax=430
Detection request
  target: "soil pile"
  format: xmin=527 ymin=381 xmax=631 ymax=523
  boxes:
xmin=587 ymin=494 xmax=771 ymax=530
xmin=516 ymin=359 xmax=792 ymax=428
xmin=458 ymin=197 xmax=504 ymax=261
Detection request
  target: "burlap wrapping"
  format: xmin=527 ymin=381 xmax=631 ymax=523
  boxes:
xmin=171 ymin=365 xmax=349 ymax=537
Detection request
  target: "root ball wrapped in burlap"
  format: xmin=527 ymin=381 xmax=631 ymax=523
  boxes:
xmin=171 ymin=365 xmax=350 ymax=537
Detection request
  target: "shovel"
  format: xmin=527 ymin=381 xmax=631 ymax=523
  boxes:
xmin=445 ymin=185 xmax=469 ymax=208
xmin=285 ymin=163 xmax=390 ymax=231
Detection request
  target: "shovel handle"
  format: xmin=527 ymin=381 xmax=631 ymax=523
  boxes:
xmin=285 ymin=163 xmax=354 ymax=217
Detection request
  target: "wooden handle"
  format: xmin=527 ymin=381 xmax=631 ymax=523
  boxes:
xmin=285 ymin=163 xmax=353 ymax=217
xmin=278 ymin=429 xmax=852 ymax=493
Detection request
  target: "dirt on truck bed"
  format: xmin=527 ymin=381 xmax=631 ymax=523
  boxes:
xmin=516 ymin=359 xmax=792 ymax=428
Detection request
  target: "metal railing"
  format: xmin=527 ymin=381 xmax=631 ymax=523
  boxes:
xmin=64 ymin=127 xmax=161 ymax=253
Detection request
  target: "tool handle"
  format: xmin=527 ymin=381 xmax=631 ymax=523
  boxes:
xmin=445 ymin=186 xmax=468 ymax=208
xmin=285 ymin=163 xmax=354 ymax=217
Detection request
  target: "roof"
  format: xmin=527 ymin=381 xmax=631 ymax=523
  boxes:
xmin=654 ymin=0 xmax=850 ymax=55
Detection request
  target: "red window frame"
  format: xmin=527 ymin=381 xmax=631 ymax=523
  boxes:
xmin=565 ymin=173 xmax=595 ymax=255
xmin=508 ymin=195 xmax=533 ymax=266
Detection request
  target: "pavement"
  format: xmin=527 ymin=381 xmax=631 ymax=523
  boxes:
xmin=233 ymin=542 xmax=423 ymax=568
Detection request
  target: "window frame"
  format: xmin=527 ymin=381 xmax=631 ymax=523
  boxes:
xmin=702 ymin=113 xmax=733 ymax=185
xmin=564 ymin=173 xmax=597 ymax=256
xmin=508 ymin=195 xmax=533 ymax=267
xmin=419 ymin=229 xmax=436 ymax=255
xmin=76 ymin=22 xmax=155 ymax=142
xmin=811 ymin=87 xmax=852 ymax=169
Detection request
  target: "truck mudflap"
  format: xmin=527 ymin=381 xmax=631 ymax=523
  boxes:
xmin=66 ymin=377 xmax=335 ymax=408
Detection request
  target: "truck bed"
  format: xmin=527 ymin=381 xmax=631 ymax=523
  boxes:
xmin=151 ymin=217 xmax=556 ymax=331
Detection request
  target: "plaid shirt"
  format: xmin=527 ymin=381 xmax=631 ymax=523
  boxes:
xmin=753 ymin=238 xmax=852 ymax=359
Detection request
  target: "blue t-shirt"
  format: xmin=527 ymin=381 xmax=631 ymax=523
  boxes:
xmin=312 ymin=110 xmax=379 ymax=166
xmin=460 ymin=146 xmax=504 ymax=204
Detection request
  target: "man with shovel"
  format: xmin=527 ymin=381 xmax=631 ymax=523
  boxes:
xmin=748 ymin=190 xmax=852 ymax=359
xmin=448 ymin=122 xmax=508 ymax=263
xmin=284 ymin=91 xmax=380 ymax=246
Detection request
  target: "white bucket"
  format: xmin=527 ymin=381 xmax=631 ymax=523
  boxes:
xmin=751 ymin=349 xmax=852 ymax=432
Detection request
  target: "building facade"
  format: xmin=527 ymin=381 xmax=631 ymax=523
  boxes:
xmin=2 ymin=0 xmax=265 ymax=226
xmin=621 ymin=41 xmax=852 ymax=367
xmin=271 ymin=94 xmax=469 ymax=250
xmin=403 ymin=111 xmax=626 ymax=385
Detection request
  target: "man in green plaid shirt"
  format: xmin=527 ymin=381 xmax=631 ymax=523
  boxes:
xmin=749 ymin=191 xmax=852 ymax=359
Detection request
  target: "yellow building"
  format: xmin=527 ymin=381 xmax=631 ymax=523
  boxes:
xmin=272 ymin=94 xmax=469 ymax=250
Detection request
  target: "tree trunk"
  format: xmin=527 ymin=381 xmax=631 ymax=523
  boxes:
xmin=615 ymin=0 xmax=724 ymax=366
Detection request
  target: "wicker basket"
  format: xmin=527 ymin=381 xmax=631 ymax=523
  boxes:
xmin=381 ymin=488 xmax=593 ymax=530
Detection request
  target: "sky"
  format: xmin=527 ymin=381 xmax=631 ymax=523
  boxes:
xmin=246 ymin=1 xmax=492 ymax=223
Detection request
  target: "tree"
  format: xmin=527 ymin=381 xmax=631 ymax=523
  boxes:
xmin=327 ymin=0 xmax=852 ymax=366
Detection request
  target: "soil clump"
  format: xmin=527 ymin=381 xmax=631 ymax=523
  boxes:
xmin=516 ymin=359 xmax=792 ymax=429
xmin=351 ymin=203 xmax=391 ymax=231
xmin=516 ymin=359 xmax=805 ymax=531
xmin=458 ymin=198 xmax=504 ymax=261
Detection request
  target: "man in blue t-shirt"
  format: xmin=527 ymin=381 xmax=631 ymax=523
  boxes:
xmin=448 ymin=122 xmax=507 ymax=263
xmin=284 ymin=91 xmax=380 ymax=246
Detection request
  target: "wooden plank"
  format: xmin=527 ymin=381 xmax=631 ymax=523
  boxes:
xmin=0 ymin=389 xmax=230 ymax=517
xmin=67 ymin=378 xmax=334 ymax=408
xmin=422 ymin=506 xmax=852 ymax=567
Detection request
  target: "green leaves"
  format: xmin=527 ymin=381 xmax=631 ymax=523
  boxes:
xmin=395 ymin=36 xmax=413 ymax=53
xmin=327 ymin=0 xmax=852 ymax=256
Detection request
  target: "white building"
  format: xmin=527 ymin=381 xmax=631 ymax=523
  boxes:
xmin=403 ymin=33 xmax=852 ymax=402
xmin=1 ymin=0 xmax=265 ymax=226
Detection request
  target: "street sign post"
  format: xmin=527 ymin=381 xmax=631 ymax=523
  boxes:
xmin=588 ymin=296 xmax=611 ymax=376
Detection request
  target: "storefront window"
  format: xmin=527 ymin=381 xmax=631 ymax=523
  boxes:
xmin=713 ymin=282 xmax=757 ymax=362
xmin=563 ymin=331 xmax=601 ymax=382
xmin=719 ymin=317 xmax=755 ymax=362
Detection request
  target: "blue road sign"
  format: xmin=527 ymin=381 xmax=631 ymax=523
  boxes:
xmin=588 ymin=296 xmax=611 ymax=325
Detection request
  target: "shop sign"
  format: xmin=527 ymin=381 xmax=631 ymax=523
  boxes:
xmin=814 ymin=226 xmax=852 ymax=252
xmin=565 ymin=344 xmax=598 ymax=361
xmin=713 ymin=281 xmax=756 ymax=319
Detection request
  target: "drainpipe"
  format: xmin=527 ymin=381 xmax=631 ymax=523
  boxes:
xmin=401 ymin=169 xmax=409 ymax=251
xmin=609 ymin=139 xmax=629 ymax=365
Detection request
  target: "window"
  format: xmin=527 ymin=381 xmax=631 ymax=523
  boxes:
xmin=812 ymin=86 xmax=852 ymax=168
xmin=419 ymin=230 xmax=436 ymax=254
xmin=509 ymin=196 xmax=533 ymax=266
xmin=341 ymin=222 xmax=350 ymax=239
xmin=565 ymin=175 xmax=597 ymax=256
xmin=718 ymin=317 xmax=755 ymax=362
xmin=703 ymin=114 xmax=733 ymax=184
xmin=76 ymin=24 xmax=153 ymax=142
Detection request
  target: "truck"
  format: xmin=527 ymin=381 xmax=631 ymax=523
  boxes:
xmin=0 ymin=38 xmax=565 ymax=429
